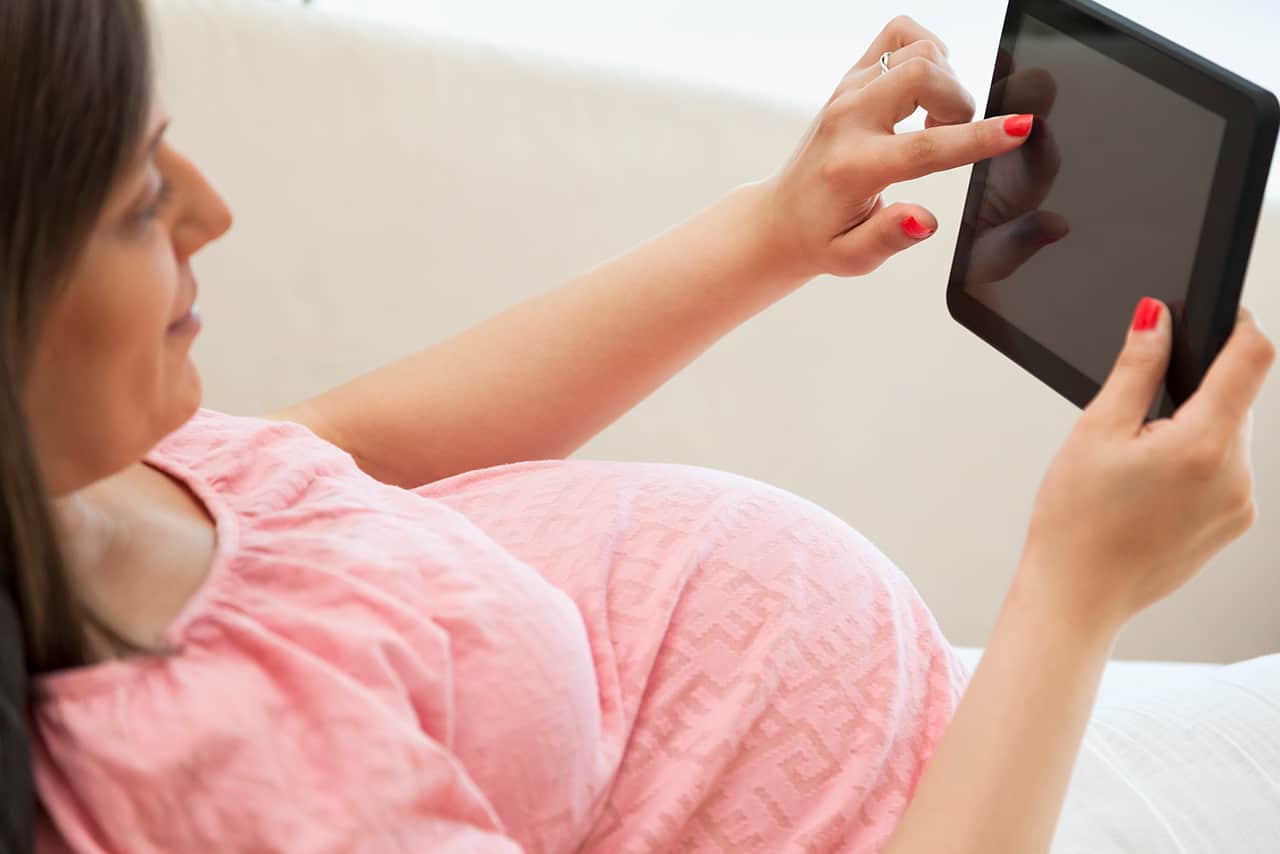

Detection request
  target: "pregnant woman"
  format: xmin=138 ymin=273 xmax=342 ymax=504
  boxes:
xmin=3 ymin=1 xmax=1275 ymax=852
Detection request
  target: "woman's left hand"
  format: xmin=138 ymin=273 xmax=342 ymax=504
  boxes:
xmin=759 ymin=16 xmax=1037 ymax=280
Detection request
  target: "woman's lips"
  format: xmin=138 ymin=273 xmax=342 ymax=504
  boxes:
xmin=167 ymin=303 xmax=203 ymax=336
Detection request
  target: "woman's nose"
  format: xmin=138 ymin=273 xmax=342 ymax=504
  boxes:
xmin=163 ymin=144 xmax=234 ymax=258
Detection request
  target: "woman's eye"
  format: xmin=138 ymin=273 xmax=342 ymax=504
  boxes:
xmin=136 ymin=177 xmax=174 ymax=223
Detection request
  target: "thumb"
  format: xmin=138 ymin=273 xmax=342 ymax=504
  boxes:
xmin=830 ymin=202 xmax=936 ymax=276
xmin=1085 ymin=297 xmax=1172 ymax=432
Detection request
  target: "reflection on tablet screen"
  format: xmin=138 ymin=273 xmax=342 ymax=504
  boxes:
xmin=964 ymin=13 xmax=1226 ymax=385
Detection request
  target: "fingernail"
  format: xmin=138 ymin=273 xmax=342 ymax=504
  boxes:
xmin=902 ymin=216 xmax=935 ymax=240
xmin=1004 ymin=114 xmax=1034 ymax=136
xmin=1132 ymin=297 xmax=1162 ymax=332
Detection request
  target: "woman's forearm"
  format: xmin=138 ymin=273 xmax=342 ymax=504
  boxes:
xmin=883 ymin=562 xmax=1121 ymax=854
xmin=286 ymin=181 xmax=809 ymax=488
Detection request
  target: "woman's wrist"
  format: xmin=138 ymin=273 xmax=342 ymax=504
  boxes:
xmin=1008 ymin=552 xmax=1130 ymax=646
xmin=729 ymin=178 xmax=824 ymax=292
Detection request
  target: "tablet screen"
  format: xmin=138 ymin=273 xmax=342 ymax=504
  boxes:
xmin=962 ymin=12 xmax=1226 ymax=385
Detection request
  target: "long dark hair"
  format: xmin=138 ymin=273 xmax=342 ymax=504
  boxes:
xmin=0 ymin=0 xmax=155 ymax=675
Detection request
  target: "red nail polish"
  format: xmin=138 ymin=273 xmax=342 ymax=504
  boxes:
xmin=902 ymin=216 xmax=935 ymax=239
xmin=1004 ymin=114 xmax=1034 ymax=136
xmin=1132 ymin=297 xmax=1161 ymax=331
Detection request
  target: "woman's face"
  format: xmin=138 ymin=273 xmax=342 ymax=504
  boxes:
xmin=25 ymin=98 xmax=233 ymax=497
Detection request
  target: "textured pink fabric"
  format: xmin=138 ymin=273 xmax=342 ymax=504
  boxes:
xmin=32 ymin=409 xmax=969 ymax=853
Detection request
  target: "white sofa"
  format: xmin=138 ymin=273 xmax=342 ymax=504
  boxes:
xmin=147 ymin=0 xmax=1280 ymax=666
xmin=144 ymin=1 xmax=1280 ymax=850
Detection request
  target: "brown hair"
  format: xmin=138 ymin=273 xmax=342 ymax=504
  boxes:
xmin=0 ymin=0 xmax=155 ymax=674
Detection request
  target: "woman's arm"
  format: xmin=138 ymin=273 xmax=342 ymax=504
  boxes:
xmin=272 ymin=17 xmax=1034 ymax=488
xmin=883 ymin=564 xmax=1119 ymax=854
xmin=883 ymin=303 xmax=1274 ymax=853
xmin=270 ymin=182 xmax=806 ymax=487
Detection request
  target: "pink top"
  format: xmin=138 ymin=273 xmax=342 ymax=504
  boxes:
xmin=33 ymin=409 xmax=968 ymax=853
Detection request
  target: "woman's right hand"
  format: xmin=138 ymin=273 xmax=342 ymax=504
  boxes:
xmin=1018 ymin=297 xmax=1276 ymax=631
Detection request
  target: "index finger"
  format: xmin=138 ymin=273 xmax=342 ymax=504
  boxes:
xmin=871 ymin=113 xmax=1034 ymax=185
xmin=855 ymin=15 xmax=950 ymax=69
xmin=1176 ymin=308 xmax=1276 ymax=436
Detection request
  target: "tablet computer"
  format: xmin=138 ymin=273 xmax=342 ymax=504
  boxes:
xmin=946 ymin=0 xmax=1278 ymax=417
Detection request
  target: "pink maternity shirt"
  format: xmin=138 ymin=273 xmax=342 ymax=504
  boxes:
xmin=32 ymin=409 xmax=968 ymax=853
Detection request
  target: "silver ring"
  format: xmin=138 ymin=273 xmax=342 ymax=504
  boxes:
xmin=879 ymin=50 xmax=893 ymax=76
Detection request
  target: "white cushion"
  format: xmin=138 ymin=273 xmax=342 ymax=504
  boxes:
xmin=955 ymin=648 xmax=1280 ymax=852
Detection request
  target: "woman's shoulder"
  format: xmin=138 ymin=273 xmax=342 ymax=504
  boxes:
xmin=149 ymin=407 xmax=314 ymax=460
xmin=147 ymin=407 xmax=357 ymax=487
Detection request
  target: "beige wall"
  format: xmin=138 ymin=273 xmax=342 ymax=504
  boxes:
xmin=152 ymin=0 xmax=1279 ymax=661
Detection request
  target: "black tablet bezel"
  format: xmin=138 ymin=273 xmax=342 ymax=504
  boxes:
xmin=946 ymin=0 xmax=1278 ymax=416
